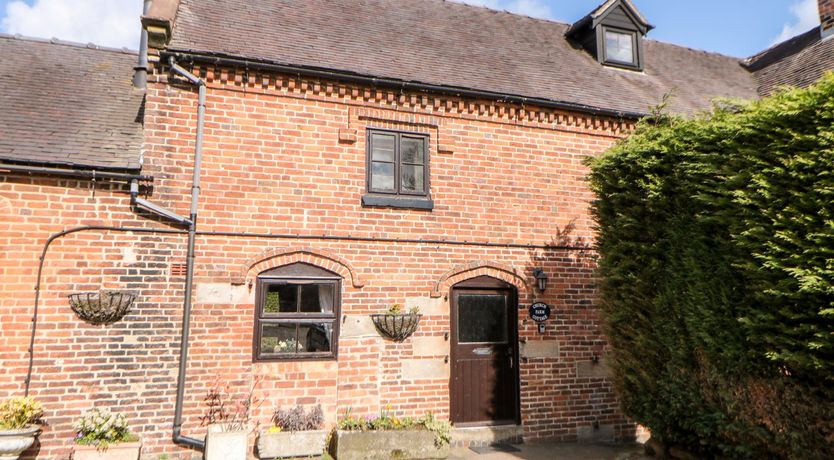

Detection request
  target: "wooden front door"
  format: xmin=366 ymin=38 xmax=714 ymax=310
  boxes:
xmin=450 ymin=277 xmax=519 ymax=426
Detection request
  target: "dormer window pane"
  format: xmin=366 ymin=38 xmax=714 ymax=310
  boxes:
xmin=604 ymin=30 xmax=635 ymax=65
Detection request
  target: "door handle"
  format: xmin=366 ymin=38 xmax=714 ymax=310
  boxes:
xmin=509 ymin=354 xmax=514 ymax=369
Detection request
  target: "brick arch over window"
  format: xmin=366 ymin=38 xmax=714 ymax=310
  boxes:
xmin=233 ymin=246 xmax=365 ymax=288
xmin=430 ymin=260 xmax=529 ymax=298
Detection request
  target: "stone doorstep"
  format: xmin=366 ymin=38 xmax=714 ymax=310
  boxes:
xmin=451 ymin=425 xmax=524 ymax=448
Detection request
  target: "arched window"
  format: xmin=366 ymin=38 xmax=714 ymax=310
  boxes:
xmin=254 ymin=262 xmax=341 ymax=361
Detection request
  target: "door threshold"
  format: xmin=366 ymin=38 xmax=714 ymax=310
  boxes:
xmin=451 ymin=424 xmax=523 ymax=447
xmin=454 ymin=420 xmax=519 ymax=428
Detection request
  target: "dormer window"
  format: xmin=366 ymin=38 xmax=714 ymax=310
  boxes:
xmin=603 ymin=28 xmax=637 ymax=66
xmin=566 ymin=0 xmax=653 ymax=71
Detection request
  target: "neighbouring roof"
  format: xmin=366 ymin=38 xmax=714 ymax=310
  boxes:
xmin=167 ymin=0 xmax=759 ymax=117
xmin=0 ymin=34 xmax=143 ymax=171
xmin=745 ymin=27 xmax=834 ymax=97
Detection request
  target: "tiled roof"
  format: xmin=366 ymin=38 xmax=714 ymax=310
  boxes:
xmin=167 ymin=0 xmax=759 ymax=117
xmin=0 ymin=34 xmax=143 ymax=171
xmin=745 ymin=27 xmax=834 ymax=96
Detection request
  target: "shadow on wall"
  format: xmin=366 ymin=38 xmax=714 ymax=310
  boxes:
xmin=517 ymin=221 xmax=639 ymax=443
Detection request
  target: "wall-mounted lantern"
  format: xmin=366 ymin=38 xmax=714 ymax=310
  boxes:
xmin=533 ymin=268 xmax=548 ymax=293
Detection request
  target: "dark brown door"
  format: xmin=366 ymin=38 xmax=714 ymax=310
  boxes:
xmin=450 ymin=277 xmax=519 ymax=426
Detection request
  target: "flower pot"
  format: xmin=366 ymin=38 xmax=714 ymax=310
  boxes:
xmin=204 ymin=426 xmax=247 ymax=460
xmin=0 ymin=425 xmax=40 ymax=460
xmin=257 ymin=429 xmax=328 ymax=458
xmin=370 ymin=313 xmax=422 ymax=341
xmin=72 ymin=442 xmax=141 ymax=460
xmin=331 ymin=429 xmax=449 ymax=460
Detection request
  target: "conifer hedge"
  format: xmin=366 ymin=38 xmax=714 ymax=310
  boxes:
xmin=588 ymin=74 xmax=834 ymax=459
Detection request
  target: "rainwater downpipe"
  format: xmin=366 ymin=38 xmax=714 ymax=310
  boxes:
xmin=168 ymin=56 xmax=207 ymax=451
xmin=132 ymin=0 xmax=151 ymax=89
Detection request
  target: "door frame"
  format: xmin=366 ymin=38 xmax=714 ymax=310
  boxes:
xmin=449 ymin=276 xmax=521 ymax=426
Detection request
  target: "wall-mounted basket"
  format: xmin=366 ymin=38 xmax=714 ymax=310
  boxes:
xmin=68 ymin=291 xmax=136 ymax=325
xmin=370 ymin=313 xmax=422 ymax=341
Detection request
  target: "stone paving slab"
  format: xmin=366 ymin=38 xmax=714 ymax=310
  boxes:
xmin=449 ymin=442 xmax=651 ymax=460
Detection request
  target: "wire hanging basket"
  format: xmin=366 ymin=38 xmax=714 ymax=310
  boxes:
xmin=370 ymin=313 xmax=422 ymax=341
xmin=68 ymin=290 xmax=136 ymax=325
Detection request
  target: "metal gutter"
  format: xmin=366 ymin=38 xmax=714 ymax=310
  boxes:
xmin=162 ymin=50 xmax=648 ymax=120
xmin=0 ymin=163 xmax=152 ymax=182
xmin=168 ymin=56 xmax=207 ymax=452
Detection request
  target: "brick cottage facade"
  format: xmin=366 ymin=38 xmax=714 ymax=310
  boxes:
xmin=2 ymin=0 xmax=833 ymax=458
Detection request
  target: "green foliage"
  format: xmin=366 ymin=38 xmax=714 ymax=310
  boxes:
xmin=74 ymin=408 xmax=138 ymax=450
xmin=420 ymin=411 xmax=452 ymax=447
xmin=587 ymin=74 xmax=834 ymax=459
xmin=336 ymin=407 xmax=452 ymax=447
xmin=0 ymin=397 xmax=43 ymax=430
xmin=264 ymin=291 xmax=280 ymax=313
xmin=385 ymin=303 xmax=419 ymax=315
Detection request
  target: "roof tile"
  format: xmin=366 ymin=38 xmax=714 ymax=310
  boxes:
xmin=0 ymin=34 xmax=143 ymax=170
xmin=168 ymin=0 xmax=759 ymax=116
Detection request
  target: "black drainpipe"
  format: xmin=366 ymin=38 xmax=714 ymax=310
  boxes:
xmin=168 ymin=56 xmax=207 ymax=451
xmin=132 ymin=0 xmax=151 ymax=89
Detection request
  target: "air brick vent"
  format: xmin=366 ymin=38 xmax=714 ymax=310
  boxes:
xmin=170 ymin=263 xmax=187 ymax=277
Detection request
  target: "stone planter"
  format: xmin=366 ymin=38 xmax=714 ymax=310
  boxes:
xmin=72 ymin=442 xmax=141 ymax=460
xmin=331 ymin=429 xmax=449 ymax=460
xmin=205 ymin=427 xmax=247 ymax=460
xmin=256 ymin=429 xmax=328 ymax=458
xmin=0 ymin=425 xmax=39 ymax=460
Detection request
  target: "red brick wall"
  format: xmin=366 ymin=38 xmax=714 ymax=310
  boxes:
xmin=0 ymin=60 xmax=638 ymax=458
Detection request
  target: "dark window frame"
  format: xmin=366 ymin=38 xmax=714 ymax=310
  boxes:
xmin=598 ymin=25 xmax=642 ymax=70
xmin=253 ymin=272 xmax=341 ymax=362
xmin=365 ymin=128 xmax=431 ymax=198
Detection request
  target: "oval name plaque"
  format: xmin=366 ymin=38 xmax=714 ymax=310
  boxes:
xmin=529 ymin=302 xmax=550 ymax=322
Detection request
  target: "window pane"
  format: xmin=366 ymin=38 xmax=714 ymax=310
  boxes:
xmin=298 ymin=322 xmax=333 ymax=353
xmin=264 ymin=284 xmax=297 ymax=313
xmin=371 ymin=133 xmax=395 ymax=162
xmin=371 ymin=161 xmax=395 ymax=190
xmin=400 ymin=164 xmax=424 ymax=193
xmin=401 ymin=137 xmax=424 ymax=164
xmin=261 ymin=323 xmax=298 ymax=354
xmin=458 ymin=294 xmax=508 ymax=343
xmin=300 ymin=283 xmax=335 ymax=313
xmin=605 ymin=30 xmax=634 ymax=64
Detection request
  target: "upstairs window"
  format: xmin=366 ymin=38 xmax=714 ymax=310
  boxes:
xmin=254 ymin=263 xmax=340 ymax=361
xmin=566 ymin=0 xmax=651 ymax=71
xmin=603 ymin=28 xmax=637 ymax=67
xmin=367 ymin=130 xmax=429 ymax=196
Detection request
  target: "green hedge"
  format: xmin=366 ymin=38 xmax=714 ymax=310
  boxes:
xmin=587 ymin=74 xmax=834 ymax=459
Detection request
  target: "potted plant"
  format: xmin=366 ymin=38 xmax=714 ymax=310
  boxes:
xmin=370 ymin=304 xmax=422 ymax=341
xmin=201 ymin=378 xmax=262 ymax=460
xmin=330 ymin=406 xmax=451 ymax=460
xmin=72 ymin=408 xmax=140 ymax=460
xmin=257 ymin=405 xmax=327 ymax=458
xmin=0 ymin=397 xmax=43 ymax=460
